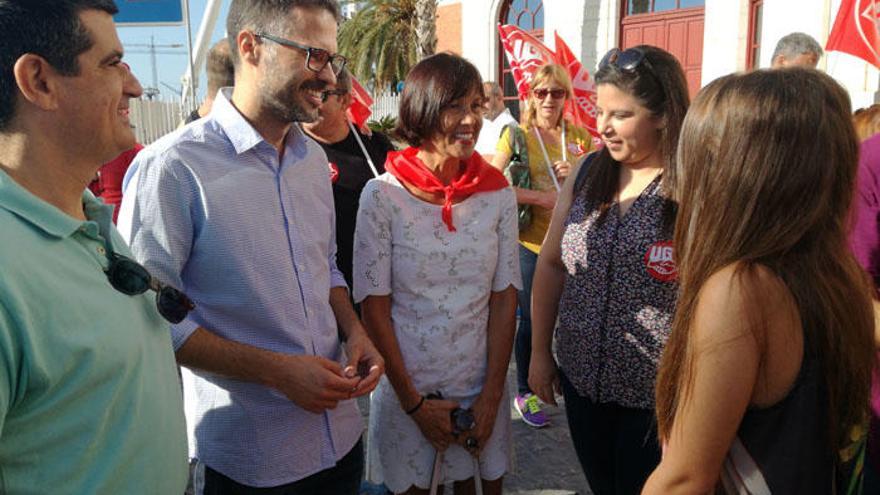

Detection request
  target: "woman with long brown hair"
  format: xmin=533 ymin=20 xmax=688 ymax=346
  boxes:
xmin=528 ymin=45 xmax=689 ymax=494
xmin=643 ymin=69 xmax=875 ymax=493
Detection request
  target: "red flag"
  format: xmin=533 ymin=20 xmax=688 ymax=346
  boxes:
xmin=553 ymin=32 xmax=598 ymax=137
xmin=826 ymin=0 xmax=880 ymax=68
xmin=347 ymin=76 xmax=373 ymax=132
xmin=498 ymin=24 xmax=556 ymax=100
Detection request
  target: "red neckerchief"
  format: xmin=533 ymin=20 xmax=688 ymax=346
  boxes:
xmin=385 ymin=147 xmax=509 ymax=232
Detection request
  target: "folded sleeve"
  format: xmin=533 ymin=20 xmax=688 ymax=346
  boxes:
xmin=352 ymin=180 xmax=393 ymax=302
xmin=118 ymin=149 xmax=200 ymax=350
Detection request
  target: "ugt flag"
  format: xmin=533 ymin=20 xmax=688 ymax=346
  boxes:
xmin=554 ymin=33 xmax=598 ymax=136
xmin=498 ymin=24 xmax=556 ymax=101
xmin=498 ymin=24 xmax=599 ymax=137
xmin=826 ymin=0 xmax=880 ymax=68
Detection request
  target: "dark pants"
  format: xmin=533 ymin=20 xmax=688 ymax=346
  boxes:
xmin=515 ymin=245 xmax=538 ymax=395
xmin=202 ymin=439 xmax=364 ymax=495
xmin=560 ymin=373 xmax=660 ymax=495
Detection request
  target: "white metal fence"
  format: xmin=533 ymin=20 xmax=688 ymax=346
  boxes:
xmin=129 ymin=91 xmax=401 ymax=146
xmin=371 ymin=91 xmax=400 ymax=121
xmin=130 ymin=97 xmax=183 ymax=145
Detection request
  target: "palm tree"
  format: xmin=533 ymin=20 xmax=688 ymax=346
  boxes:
xmin=414 ymin=0 xmax=437 ymax=60
xmin=338 ymin=0 xmax=420 ymax=90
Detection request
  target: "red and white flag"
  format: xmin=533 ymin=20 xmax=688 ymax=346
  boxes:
xmin=554 ymin=32 xmax=598 ymax=136
xmin=498 ymin=25 xmax=599 ymax=137
xmin=826 ymin=0 xmax=880 ymax=68
xmin=347 ymin=76 xmax=374 ymax=133
xmin=498 ymin=24 xmax=556 ymax=100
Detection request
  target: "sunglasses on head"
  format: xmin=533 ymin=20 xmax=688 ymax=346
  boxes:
xmin=532 ymin=88 xmax=566 ymax=100
xmin=105 ymin=251 xmax=194 ymax=324
xmin=599 ymin=47 xmax=649 ymax=72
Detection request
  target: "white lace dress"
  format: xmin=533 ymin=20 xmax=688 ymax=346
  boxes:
xmin=353 ymin=173 xmax=522 ymax=493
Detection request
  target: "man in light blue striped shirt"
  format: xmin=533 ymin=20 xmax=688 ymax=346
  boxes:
xmin=118 ymin=1 xmax=384 ymax=493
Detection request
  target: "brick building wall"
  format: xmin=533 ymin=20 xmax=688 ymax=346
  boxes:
xmin=436 ymin=2 xmax=462 ymax=55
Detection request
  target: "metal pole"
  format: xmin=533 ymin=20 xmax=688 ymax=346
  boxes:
xmin=150 ymin=35 xmax=158 ymax=93
xmin=180 ymin=0 xmax=223 ymax=112
xmin=181 ymin=0 xmax=197 ymax=117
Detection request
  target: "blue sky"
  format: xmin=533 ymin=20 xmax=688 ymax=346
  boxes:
xmin=116 ymin=0 xmax=231 ymax=101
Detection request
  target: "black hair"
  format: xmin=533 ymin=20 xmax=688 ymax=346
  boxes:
xmin=0 ymin=0 xmax=118 ymax=130
xmin=583 ymin=45 xmax=690 ymax=233
xmin=394 ymin=52 xmax=483 ymax=147
xmin=226 ymin=0 xmax=340 ymax=67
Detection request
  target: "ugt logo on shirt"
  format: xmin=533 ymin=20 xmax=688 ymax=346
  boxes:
xmin=644 ymin=241 xmax=676 ymax=282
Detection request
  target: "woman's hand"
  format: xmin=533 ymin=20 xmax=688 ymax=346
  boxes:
xmin=528 ymin=350 xmax=560 ymax=406
xmin=462 ymin=392 xmax=501 ymax=455
xmin=410 ymin=398 xmax=460 ymax=452
xmin=554 ymin=160 xmax=573 ymax=181
xmin=535 ymin=189 xmax=559 ymax=210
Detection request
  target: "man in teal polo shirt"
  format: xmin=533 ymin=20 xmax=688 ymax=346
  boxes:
xmin=0 ymin=1 xmax=188 ymax=492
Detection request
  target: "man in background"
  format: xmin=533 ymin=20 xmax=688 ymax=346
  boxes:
xmin=184 ymin=37 xmax=235 ymax=124
xmin=771 ymin=32 xmax=823 ymax=68
xmin=302 ymin=68 xmax=394 ymax=293
xmin=475 ymin=81 xmax=517 ymax=161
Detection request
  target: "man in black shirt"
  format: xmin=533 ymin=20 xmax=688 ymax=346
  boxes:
xmin=303 ymin=69 xmax=394 ymax=294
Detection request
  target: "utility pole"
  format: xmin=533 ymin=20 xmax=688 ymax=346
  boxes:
xmin=125 ymin=37 xmax=185 ymax=99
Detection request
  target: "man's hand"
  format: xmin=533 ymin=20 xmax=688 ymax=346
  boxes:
xmin=343 ymin=328 xmax=385 ymax=398
xmin=268 ymin=354 xmax=360 ymax=414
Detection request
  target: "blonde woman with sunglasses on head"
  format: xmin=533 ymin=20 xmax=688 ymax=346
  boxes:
xmin=490 ymin=64 xmax=593 ymax=429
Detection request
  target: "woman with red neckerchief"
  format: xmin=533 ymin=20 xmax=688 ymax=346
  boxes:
xmin=353 ymin=53 xmax=521 ymax=495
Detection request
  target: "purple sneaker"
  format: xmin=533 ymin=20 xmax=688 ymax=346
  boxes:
xmin=515 ymin=393 xmax=548 ymax=428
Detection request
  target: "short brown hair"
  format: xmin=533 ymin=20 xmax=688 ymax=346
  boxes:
xmin=206 ymin=38 xmax=234 ymax=94
xmin=394 ymin=52 xmax=483 ymax=147
xmin=853 ymin=104 xmax=880 ymax=141
xmin=226 ymin=0 xmax=340 ymax=67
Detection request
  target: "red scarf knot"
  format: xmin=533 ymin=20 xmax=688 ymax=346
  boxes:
xmin=385 ymin=147 xmax=509 ymax=232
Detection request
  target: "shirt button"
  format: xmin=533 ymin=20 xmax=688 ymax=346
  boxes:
xmin=97 ymin=246 xmax=106 ymax=255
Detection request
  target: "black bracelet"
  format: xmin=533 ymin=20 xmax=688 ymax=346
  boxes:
xmin=405 ymin=396 xmax=426 ymax=415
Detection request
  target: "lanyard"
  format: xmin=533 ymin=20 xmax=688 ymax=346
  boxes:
xmin=532 ymin=123 xmax=566 ymax=191
xmin=347 ymin=120 xmax=380 ymax=178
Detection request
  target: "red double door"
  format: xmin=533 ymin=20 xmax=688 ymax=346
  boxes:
xmin=620 ymin=6 xmax=705 ymax=96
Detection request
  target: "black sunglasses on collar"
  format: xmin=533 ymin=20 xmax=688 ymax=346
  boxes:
xmin=105 ymin=251 xmax=194 ymax=324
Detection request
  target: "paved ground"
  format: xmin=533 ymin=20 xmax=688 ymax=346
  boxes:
xmin=358 ymin=362 xmax=593 ymax=495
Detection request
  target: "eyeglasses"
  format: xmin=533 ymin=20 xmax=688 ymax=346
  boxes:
xmin=254 ymin=33 xmax=347 ymax=76
xmin=532 ymin=88 xmax=567 ymax=100
xmin=321 ymin=89 xmax=348 ymax=102
xmin=105 ymin=251 xmax=194 ymax=324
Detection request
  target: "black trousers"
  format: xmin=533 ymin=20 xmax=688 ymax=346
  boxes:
xmin=202 ymin=438 xmax=364 ymax=495
xmin=560 ymin=373 xmax=661 ymax=495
